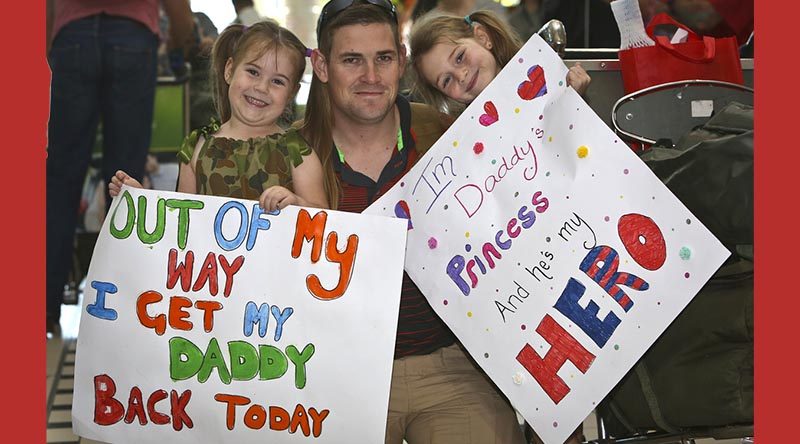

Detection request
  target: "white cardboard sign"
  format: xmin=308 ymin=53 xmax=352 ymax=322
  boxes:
xmin=366 ymin=35 xmax=730 ymax=443
xmin=73 ymin=187 xmax=407 ymax=443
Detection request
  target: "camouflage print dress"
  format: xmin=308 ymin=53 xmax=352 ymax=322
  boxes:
xmin=177 ymin=121 xmax=310 ymax=200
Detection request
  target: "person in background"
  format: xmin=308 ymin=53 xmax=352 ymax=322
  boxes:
xmin=232 ymin=0 xmax=264 ymax=26
xmin=110 ymin=20 xmax=327 ymax=214
xmin=302 ymin=1 xmax=524 ymax=442
xmin=638 ymin=0 xmax=753 ymax=50
xmin=509 ymin=0 xmax=543 ymax=42
xmin=432 ymin=0 xmax=509 ymax=21
xmin=540 ymin=0 xmax=620 ymax=48
xmin=189 ymin=11 xmax=220 ymax=130
xmin=45 ymin=0 xmax=195 ymax=336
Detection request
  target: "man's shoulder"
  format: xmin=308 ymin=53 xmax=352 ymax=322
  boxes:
xmin=407 ymin=101 xmax=454 ymax=156
xmin=409 ymin=102 xmax=454 ymax=135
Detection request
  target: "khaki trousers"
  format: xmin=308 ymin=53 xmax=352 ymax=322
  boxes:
xmin=385 ymin=344 xmax=525 ymax=444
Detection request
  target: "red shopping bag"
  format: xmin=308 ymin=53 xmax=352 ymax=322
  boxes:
xmin=618 ymin=14 xmax=744 ymax=93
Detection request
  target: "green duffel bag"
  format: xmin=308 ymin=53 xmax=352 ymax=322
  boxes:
xmin=598 ymin=101 xmax=754 ymax=436
xmin=598 ymin=260 xmax=753 ymax=435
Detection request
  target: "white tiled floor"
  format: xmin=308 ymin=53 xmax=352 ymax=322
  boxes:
xmin=46 ymin=296 xmax=748 ymax=444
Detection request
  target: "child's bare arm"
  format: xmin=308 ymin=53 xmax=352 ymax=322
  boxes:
xmin=567 ymin=62 xmax=591 ymax=96
xmin=290 ymin=149 xmax=329 ymax=209
xmin=176 ymin=136 xmax=203 ymax=194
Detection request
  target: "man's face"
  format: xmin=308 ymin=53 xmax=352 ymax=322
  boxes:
xmin=314 ymin=22 xmax=405 ymax=125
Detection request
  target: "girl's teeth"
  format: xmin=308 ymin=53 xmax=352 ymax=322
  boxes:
xmin=246 ymin=96 xmax=266 ymax=106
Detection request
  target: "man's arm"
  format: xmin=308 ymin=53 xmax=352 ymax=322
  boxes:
xmin=162 ymin=0 xmax=196 ymax=55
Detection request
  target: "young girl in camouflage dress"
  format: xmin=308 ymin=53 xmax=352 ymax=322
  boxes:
xmin=110 ymin=20 xmax=328 ymax=211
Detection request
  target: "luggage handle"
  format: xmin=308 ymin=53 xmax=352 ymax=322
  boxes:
xmin=646 ymin=13 xmax=702 ymax=41
xmin=655 ymin=35 xmax=716 ymax=63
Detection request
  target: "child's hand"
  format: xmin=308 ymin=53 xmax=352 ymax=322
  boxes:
xmin=108 ymin=170 xmax=143 ymax=197
xmin=567 ymin=62 xmax=591 ymax=96
xmin=259 ymin=186 xmax=301 ymax=212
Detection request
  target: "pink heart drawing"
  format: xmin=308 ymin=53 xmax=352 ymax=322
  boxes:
xmin=517 ymin=65 xmax=547 ymax=101
xmin=394 ymin=200 xmax=413 ymax=230
xmin=479 ymin=101 xmax=499 ymax=127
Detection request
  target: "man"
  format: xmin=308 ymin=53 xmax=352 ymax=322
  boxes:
xmin=46 ymin=0 xmax=195 ymax=336
xmin=301 ymin=1 xmax=525 ymax=442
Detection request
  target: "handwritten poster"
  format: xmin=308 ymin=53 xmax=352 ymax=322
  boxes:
xmin=366 ymin=35 xmax=730 ymax=443
xmin=72 ymin=187 xmax=408 ymax=443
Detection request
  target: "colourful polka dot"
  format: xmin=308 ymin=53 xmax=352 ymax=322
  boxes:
xmin=473 ymin=142 xmax=484 ymax=154
xmin=546 ymin=171 xmax=550 ymax=176
xmin=484 ymin=352 xmax=490 ymax=358
xmin=559 ymin=80 xmax=563 ymax=86
xmin=686 ymin=219 xmax=692 ymax=224
xmin=465 ymin=244 xmax=472 ymax=252
xmin=518 ymin=58 xmax=524 ymax=63
xmin=623 ymin=169 xmax=629 ymax=174
xmin=545 ymin=237 xmax=551 ymax=242
xmin=679 ymin=246 xmax=691 ymax=260
xmin=569 ymin=124 xmax=573 ymax=130
xmin=553 ymin=422 xmax=558 ymax=428
xmin=491 ymin=159 xmax=497 ymax=165
xmin=577 ymin=145 xmax=589 ymax=158
xmin=452 ymin=141 xmax=458 ymax=147
xmin=604 ymin=216 xmax=610 ymax=222
xmin=514 ymin=192 xmax=519 ymax=197
xmin=521 ymin=324 xmax=526 ymax=330
xmin=548 ymin=136 xmax=553 ymax=142
xmin=614 ymin=344 xmax=620 ymax=350
xmin=443 ymin=300 xmax=448 ymax=305
xmin=684 ymin=272 xmax=691 ymax=278
xmin=539 ymin=114 xmax=543 ymax=120
xmin=514 ymin=108 xmax=520 ymax=114
xmin=400 ymin=182 xmax=404 ymax=187
xmin=444 ymin=204 xmax=448 ymax=210
xmin=467 ymin=311 xmax=473 ymax=317
xmin=465 ymin=232 xmax=470 ymax=238
xmin=428 ymin=237 xmax=438 ymax=249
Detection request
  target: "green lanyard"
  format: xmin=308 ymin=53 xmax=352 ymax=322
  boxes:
xmin=336 ymin=126 xmax=404 ymax=164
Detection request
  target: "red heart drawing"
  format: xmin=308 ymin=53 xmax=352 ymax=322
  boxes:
xmin=517 ymin=65 xmax=547 ymax=101
xmin=394 ymin=200 xmax=413 ymax=230
xmin=479 ymin=101 xmax=499 ymax=126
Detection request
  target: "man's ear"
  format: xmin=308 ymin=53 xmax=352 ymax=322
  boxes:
xmin=472 ymin=23 xmax=494 ymax=50
xmin=310 ymin=49 xmax=329 ymax=83
xmin=398 ymin=43 xmax=408 ymax=70
xmin=224 ymin=57 xmax=234 ymax=83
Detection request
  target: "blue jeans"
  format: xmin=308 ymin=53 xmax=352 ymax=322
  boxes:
xmin=47 ymin=14 xmax=158 ymax=321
